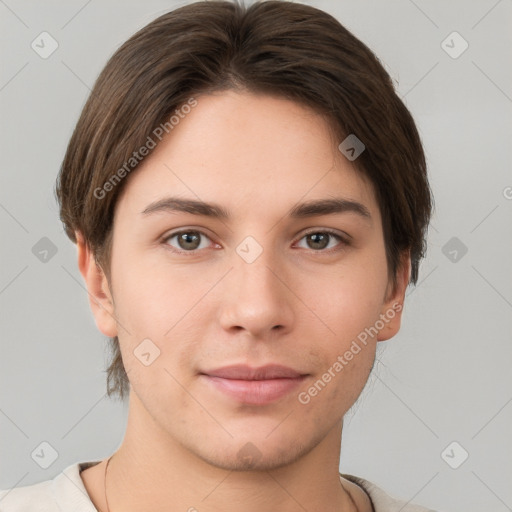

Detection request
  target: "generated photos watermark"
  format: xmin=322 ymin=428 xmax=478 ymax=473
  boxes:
xmin=298 ymin=302 xmax=402 ymax=405
xmin=93 ymin=97 xmax=198 ymax=200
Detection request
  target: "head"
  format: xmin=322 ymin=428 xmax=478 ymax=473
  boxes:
xmin=55 ymin=0 xmax=431 ymax=470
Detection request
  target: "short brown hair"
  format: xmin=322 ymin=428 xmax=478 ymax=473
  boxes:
xmin=55 ymin=0 xmax=433 ymax=402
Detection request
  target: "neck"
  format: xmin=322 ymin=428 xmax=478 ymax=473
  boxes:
xmin=103 ymin=392 xmax=368 ymax=512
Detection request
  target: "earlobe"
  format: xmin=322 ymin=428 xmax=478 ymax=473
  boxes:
xmin=76 ymin=231 xmax=118 ymax=338
xmin=377 ymin=252 xmax=411 ymax=342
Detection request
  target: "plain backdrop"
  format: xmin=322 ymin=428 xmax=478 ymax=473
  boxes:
xmin=1 ymin=1 xmax=511 ymax=511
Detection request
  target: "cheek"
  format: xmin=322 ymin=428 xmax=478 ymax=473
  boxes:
xmin=302 ymin=259 xmax=389 ymax=344
xmin=110 ymin=256 xmax=211 ymax=379
xmin=291 ymin=265 xmax=386 ymax=411
xmin=111 ymin=252 xmax=189 ymax=333
xmin=296 ymin=343 xmax=375 ymax=426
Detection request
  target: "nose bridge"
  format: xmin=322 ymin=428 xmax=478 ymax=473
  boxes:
xmin=218 ymin=236 xmax=294 ymax=335
xmin=235 ymin=246 xmax=280 ymax=296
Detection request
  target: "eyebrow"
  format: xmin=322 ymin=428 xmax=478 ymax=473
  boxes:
xmin=141 ymin=196 xmax=371 ymax=221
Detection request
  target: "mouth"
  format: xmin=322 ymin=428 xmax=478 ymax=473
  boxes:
xmin=199 ymin=364 xmax=308 ymax=405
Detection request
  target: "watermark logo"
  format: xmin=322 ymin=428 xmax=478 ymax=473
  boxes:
xmin=31 ymin=441 xmax=59 ymax=469
xmin=442 ymin=236 xmax=468 ymax=263
xmin=134 ymin=338 xmax=161 ymax=366
xmin=31 ymin=31 xmax=58 ymax=59
xmin=298 ymin=302 xmax=402 ymax=404
xmin=441 ymin=31 xmax=469 ymax=59
xmin=236 ymin=236 xmax=263 ymax=264
xmin=94 ymin=97 xmax=198 ymax=200
xmin=32 ymin=237 xmax=58 ymax=263
xmin=338 ymin=134 xmax=365 ymax=161
xmin=441 ymin=441 xmax=469 ymax=469
xmin=237 ymin=442 xmax=262 ymax=467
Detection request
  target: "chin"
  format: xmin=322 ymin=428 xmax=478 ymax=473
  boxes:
xmin=192 ymin=436 xmax=315 ymax=472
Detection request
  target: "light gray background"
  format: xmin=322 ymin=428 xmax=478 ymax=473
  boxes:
xmin=1 ymin=1 xmax=511 ymax=510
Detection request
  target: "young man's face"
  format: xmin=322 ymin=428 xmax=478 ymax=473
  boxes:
xmin=83 ymin=90 xmax=408 ymax=471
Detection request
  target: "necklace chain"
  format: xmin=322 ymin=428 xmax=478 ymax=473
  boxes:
xmin=104 ymin=454 xmax=113 ymax=512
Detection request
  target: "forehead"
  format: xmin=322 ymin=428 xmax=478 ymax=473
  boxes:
xmin=115 ymin=90 xmax=378 ymax=220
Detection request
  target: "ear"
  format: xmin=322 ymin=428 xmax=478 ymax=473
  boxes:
xmin=377 ymin=251 xmax=411 ymax=342
xmin=76 ymin=231 xmax=118 ymax=338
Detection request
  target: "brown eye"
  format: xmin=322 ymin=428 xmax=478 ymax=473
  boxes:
xmin=306 ymin=232 xmax=330 ymax=250
xmin=296 ymin=230 xmax=347 ymax=252
xmin=165 ymin=230 xmax=210 ymax=251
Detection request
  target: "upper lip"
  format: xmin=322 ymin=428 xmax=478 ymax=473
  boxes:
xmin=201 ymin=364 xmax=305 ymax=380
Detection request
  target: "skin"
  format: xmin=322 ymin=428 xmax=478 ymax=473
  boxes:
xmin=78 ymin=90 xmax=410 ymax=512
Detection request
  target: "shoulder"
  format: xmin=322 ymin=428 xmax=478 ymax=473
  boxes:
xmin=0 ymin=460 xmax=101 ymax=512
xmin=341 ymin=474 xmax=439 ymax=512
xmin=0 ymin=479 xmax=55 ymax=512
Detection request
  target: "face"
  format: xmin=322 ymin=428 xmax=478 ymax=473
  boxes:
xmin=84 ymin=90 xmax=408 ymax=471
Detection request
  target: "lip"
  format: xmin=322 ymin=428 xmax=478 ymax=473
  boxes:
xmin=200 ymin=364 xmax=307 ymax=405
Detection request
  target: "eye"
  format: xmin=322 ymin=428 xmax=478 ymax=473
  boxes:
xmin=295 ymin=229 xmax=348 ymax=252
xmin=162 ymin=228 xmax=349 ymax=254
xmin=163 ymin=230 xmax=213 ymax=252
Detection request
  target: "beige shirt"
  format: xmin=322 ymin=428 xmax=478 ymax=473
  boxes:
xmin=0 ymin=460 xmax=437 ymax=511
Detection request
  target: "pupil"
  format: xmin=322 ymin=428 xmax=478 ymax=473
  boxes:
xmin=309 ymin=233 xmax=328 ymax=250
xmin=180 ymin=232 xmax=200 ymax=250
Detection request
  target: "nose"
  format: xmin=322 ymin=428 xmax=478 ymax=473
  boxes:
xmin=218 ymin=244 xmax=295 ymax=339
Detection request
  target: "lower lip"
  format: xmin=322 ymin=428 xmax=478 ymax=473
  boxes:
xmin=201 ymin=375 xmax=306 ymax=405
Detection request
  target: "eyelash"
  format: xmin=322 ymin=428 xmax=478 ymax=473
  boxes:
xmin=161 ymin=228 xmax=350 ymax=255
